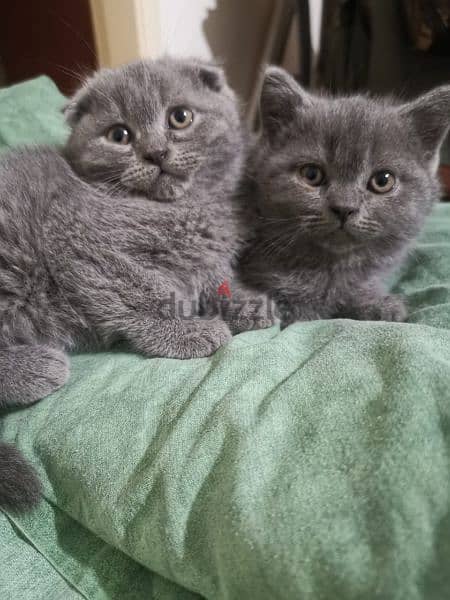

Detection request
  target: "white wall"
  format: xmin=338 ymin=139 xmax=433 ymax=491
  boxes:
xmin=157 ymin=0 xmax=216 ymax=60
xmin=309 ymin=0 xmax=323 ymax=57
xmin=90 ymin=0 xmax=290 ymax=115
xmin=309 ymin=0 xmax=323 ymax=84
xmin=156 ymin=0 xmax=277 ymax=106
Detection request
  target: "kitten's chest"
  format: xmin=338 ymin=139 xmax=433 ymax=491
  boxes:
xmin=278 ymin=257 xmax=368 ymax=305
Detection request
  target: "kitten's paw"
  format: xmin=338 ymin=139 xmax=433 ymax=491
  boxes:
xmin=228 ymin=314 xmax=276 ymax=335
xmin=278 ymin=303 xmax=325 ymax=328
xmin=173 ymin=319 xmax=232 ymax=358
xmin=351 ymin=295 xmax=407 ymax=322
xmin=223 ymin=295 xmax=277 ymax=334
xmin=139 ymin=319 xmax=232 ymax=359
xmin=0 ymin=345 xmax=70 ymax=407
xmin=374 ymin=295 xmax=407 ymax=322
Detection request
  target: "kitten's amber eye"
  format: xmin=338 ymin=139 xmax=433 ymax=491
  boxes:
xmin=106 ymin=125 xmax=131 ymax=145
xmin=169 ymin=107 xmax=194 ymax=129
xmin=299 ymin=164 xmax=324 ymax=187
xmin=368 ymin=171 xmax=395 ymax=194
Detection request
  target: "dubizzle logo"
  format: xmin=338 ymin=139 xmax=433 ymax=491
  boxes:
xmin=217 ymin=280 xmax=232 ymax=299
xmin=156 ymin=280 xmax=274 ymax=321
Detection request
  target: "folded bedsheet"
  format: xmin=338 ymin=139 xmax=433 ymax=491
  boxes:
xmin=1 ymin=77 xmax=450 ymax=600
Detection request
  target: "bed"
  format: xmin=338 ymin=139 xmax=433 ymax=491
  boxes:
xmin=1 ymin=76 xmax=450 ymax=600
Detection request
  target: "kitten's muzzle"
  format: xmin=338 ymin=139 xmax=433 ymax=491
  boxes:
xmin=143 ymin=149 xmax=168 ymax=166
xmin=328 ymin=205 xmax=358 ymax=227
xmin=142 ymin=150 xmax=185 ymax=179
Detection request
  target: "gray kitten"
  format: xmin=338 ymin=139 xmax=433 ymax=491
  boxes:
xmin=242 ymin=67 xmax=450 ymax=326
xmin=0 ymin=57 xmax=267 ymax=512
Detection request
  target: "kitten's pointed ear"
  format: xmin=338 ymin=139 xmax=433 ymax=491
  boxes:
xmin=399 ymin=85 xmax=450 ymax=167
xmin=260 ymin=66 xmax=311 ymax=139
xmin=63 ymin=80 xmax=93 ymax=127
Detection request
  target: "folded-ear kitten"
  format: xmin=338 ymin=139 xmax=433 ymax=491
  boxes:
xmin=0 ymin=57 xmax=269 ymax=512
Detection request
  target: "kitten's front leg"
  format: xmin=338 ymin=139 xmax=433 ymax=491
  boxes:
xmin=337 ymin=287 xmax=407 ymax=323
xmin=340 ymin=294 xmax=407 ymax=322
xmin=278 ymin=301 xmax=328 ymax=328
xmin=125 ymin=317 xmax=232 ymax=359
xmin=272 ymin=291 xmax=331 ymax=328
xmin=92 ymin=267 xmax=232 ymax=359
xmin=216 ymin=283 xmax=277 ymax=334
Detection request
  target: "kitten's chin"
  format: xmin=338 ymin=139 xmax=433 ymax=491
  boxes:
xmin=317 ymin=229 xmax=364 ymax=254
xmin=152 ymin=173 xmax=189 ymax=202
xmin=119 ymin=172 xmax=189 ymax=202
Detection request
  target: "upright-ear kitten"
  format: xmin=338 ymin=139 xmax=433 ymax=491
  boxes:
xmin=243 ymin=67 xmax=450 ymax=326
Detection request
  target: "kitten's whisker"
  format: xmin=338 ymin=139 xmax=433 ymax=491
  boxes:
xmin=52 ymin=63 xmax=90 ymax=86
xmin=98 ymin=175 xmax=122 ymax=185
xmin=257 ymin=224 xmax=300 ymax=258
xmin=258 ymin=215 xmax=322 ymax=229
xmin=107 ymin=181 xmax=128 ymax=197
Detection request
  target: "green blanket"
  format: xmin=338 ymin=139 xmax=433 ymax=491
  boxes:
xmin=1 ymin=77 xmax=450 ymax=600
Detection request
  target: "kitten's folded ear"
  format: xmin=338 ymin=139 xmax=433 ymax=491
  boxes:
xmin=260 ymin=66 xmax=311 ymax=140
xmin=63 ymin=79 xmax=94 ymax=127
xmin=399 ymin=85 xmax=450 ymax=166
xmin=197 ymin=64 xmax=227 ymax=92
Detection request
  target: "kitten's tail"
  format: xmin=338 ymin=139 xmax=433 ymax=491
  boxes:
xmin=0 ymin=442 xmax=41 ymax=513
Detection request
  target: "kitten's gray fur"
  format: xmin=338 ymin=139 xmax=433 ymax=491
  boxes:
xmin=0 ymin=57 xmax=268 ymax=512
xmin=242 ymin=67 xmax=450 ymax=326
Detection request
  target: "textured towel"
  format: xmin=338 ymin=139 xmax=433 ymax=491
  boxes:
xmin=0 ymin=76 xmax=69 ymax=150
xmin=1 ymin=77 xmax=450 ymax=600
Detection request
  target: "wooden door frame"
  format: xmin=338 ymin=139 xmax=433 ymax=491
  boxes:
xmin=89 ymin=0 xmax=161 ymax=67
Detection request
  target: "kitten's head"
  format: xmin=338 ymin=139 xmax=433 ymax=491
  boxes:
xmin=63 ymin=57 xmax=244 ymax=202
xmin=255 ymin=67 xmax=450 ymax=253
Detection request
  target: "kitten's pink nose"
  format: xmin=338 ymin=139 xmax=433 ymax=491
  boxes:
xmin=329 ymin=206 xmax=357 ymax=224
xmin=143 ymin=150 xmax=168 ymax=165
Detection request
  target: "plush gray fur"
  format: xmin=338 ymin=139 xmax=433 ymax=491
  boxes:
xmin=242 ymin=67 xmax=450 ymax=326
xmin=0 ymin=57 xmax=269 ymax=512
